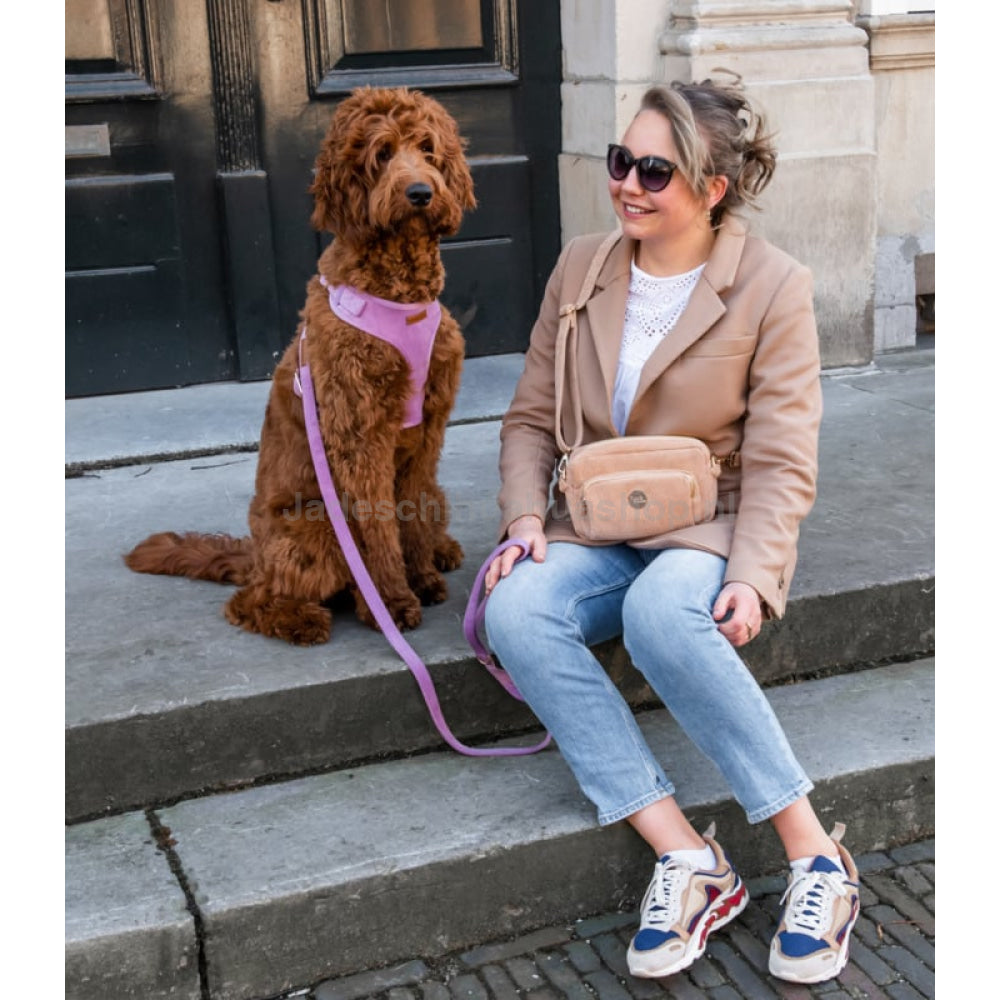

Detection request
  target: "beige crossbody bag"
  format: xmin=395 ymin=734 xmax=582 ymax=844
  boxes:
xmin=554 ymin=231 xmax=724 ymax=542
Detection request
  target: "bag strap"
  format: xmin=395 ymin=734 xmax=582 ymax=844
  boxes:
xmin=295 ymin=331 xmax=551 ymax=758
xmin=554 ymin=230 xmax=623 ymax=455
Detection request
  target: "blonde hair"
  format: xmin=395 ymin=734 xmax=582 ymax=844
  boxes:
xmin=638 ymin=73 xmax=777 ymax=226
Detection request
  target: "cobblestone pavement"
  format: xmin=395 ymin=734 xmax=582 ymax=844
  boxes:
xmin=277 ymin=838 xmax=934 ymax=1000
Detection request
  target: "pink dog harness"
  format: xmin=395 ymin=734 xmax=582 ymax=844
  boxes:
xmin=321 ymin=277 xmax=440 ymax=428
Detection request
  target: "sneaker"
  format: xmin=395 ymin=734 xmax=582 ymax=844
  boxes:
xmin=627 ymin=822 xmax=748 ymax=978
xmin=768 ymin=822 xmax=861 ymax=983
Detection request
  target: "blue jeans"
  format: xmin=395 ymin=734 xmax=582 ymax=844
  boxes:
xmin=484 ymin=542 xmax=813 ymax=826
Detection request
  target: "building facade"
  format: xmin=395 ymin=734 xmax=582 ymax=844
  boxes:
xmin=65 ymin=0 xmax=934 ymax=396
xmin=559 ymin=0 xmax=935 ymax=366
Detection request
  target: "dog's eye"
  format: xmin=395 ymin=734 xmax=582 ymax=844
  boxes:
xmin=376 ymin=145 xmax=393 ymax=164
xmin=420 ymin=141 xmax=434 ymax=159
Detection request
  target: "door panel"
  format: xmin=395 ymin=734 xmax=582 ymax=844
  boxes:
xmin=66 ymin=173 xmax=185 ymax=391
xmin=440 ymin=156 xmax=535 ymax=354
xmin=341 ymin=0 xmax=484 ymax=53
xmin=302 ymin=0 xmax=518 ymax=92
xmin=66 ymin=173 xmax=179 ymax=270
xmin=65 ymin=0 xmax=161 ymax=100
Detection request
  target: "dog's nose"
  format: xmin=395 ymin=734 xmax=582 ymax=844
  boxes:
xmin=406 ymin=183 xmax=433 ymax=208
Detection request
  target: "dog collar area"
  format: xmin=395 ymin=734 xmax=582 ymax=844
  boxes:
xmin=323 ymin=278 xmax=441 ymax=429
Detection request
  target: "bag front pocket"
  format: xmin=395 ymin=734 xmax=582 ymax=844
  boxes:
xmin=569 ymin=468 xmax=707 ymax=541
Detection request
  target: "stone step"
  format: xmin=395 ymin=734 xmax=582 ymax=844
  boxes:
xmin=64 ymin=351 xmax=935 ymax=822
xmin=64 ymin=657 xmax=935 ymax=1000
xmin=64 ymin=353 xmax=528 ymax=472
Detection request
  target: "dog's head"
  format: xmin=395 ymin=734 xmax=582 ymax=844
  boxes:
xmin=310 ymin=87 xmax=477 ymax=247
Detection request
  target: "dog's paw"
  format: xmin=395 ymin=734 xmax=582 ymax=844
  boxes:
xmin=278 ymin=609 xmax=333 ymax=646
xmin=392 ymin=597 xmax=424 ymax=631
xmin=225 ymin=591 xmax=332 ymax=646
xmin=356 ymin=591 xmax=423 ymax=633
xmin=411 ymin=570 xmax=448 ymax=607
xmin=433 ymin=536 xmax=464 ymax=572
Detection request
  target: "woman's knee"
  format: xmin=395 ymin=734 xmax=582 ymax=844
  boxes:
xmin=621 ymin=576 xmax=703 ymax=638
xmin=621 ymin=550 xmax=724 ymax=645
xmin=484 ymin=560 xmax=563 ymax=653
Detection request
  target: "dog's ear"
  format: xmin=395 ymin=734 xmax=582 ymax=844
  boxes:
xmin=444 ymin=136 xmax=476 ymax=215
xmin=309 ymin=92 xmax=371 ymax=242
xmin=309 ymin=131 xmax=338 ymax=234
xmin=424 ymin=99 xmax=476 ymax=229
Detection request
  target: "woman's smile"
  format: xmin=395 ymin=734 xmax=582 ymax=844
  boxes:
xmin=609 ymin=110 xmax=722 ymax=274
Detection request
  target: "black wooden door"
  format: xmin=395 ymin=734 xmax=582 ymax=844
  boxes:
xmin=65 ymin=0 xmax=239 ymax=396
xmin=65 ymin=0 xmax=561 ymax=396
xmin=254 ymin=0 xmax=563 ymax=360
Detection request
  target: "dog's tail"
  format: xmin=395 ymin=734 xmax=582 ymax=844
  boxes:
xmin=124 ymin=532 xmax=254 ymax=585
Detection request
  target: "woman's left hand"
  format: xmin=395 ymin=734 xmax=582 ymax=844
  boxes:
xmin=713 ymin=581 xmax=764 ymax=648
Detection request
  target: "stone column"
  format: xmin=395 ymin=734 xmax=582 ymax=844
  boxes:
xmin=559 ymin=0 xmax=669 ymax=242
xmin=559 ymin=0 xmax=878 ymax=367
xmin=856 ymin=10 xmax=935 ymax=351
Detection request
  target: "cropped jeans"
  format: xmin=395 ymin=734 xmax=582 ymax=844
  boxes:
xmin=484 ymin=542 xmax=813 ymax=826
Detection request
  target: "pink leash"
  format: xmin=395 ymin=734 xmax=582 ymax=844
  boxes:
xmin=294 ymin=331 xmax=551 ymax=757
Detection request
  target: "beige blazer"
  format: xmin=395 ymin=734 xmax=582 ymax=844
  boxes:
xmin=497 ymin=217 xmax=822 ymax=619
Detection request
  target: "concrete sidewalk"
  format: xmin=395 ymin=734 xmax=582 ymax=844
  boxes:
xmin=65 ymin=347 xmax=935 ymax=1000
xmin=65 ymin=353 xmax=529 ymax=472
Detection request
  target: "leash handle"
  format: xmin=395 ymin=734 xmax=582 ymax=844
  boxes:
xmin=462 ymin=537 xmax=531 ymax=694
xmin=295 ymin=338 xmax=551 ymax=758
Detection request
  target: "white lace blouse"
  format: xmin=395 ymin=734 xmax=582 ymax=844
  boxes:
xmin=611 ymin=259 xmax=705 ymax=434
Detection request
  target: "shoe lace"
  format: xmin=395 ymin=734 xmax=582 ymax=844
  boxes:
xmin=641 ymin=858 xmax=694 ymax=928
xmin=780 ymin=868 xmax=848 ymax=935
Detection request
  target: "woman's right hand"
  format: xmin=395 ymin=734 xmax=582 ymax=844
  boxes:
xmin=484 ymin=515 xmax=548 ymax=594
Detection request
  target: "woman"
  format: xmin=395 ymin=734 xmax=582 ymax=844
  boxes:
xmin=483 ymin=78 xmax=860 ymax=984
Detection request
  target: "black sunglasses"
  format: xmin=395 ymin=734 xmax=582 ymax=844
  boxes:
xmin=606 ymin=144 xmax=677 ymax=192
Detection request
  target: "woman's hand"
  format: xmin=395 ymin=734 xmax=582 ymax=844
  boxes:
xmin=712 ymin=581 xmax=764 ymax=647
xmin=484 ymin=515 xmax=547 ymax=594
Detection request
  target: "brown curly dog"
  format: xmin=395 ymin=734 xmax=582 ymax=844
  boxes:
xmin=125 ymin=87 xmax=476 ymax=645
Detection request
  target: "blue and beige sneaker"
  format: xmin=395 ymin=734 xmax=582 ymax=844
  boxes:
xmin=768 ymin=822 xmax=861 ymax=983
xmin=627 ymin=822 xmax=748 ymax=978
